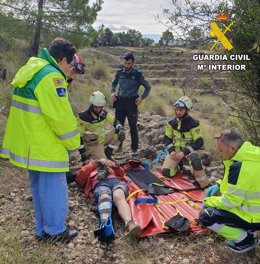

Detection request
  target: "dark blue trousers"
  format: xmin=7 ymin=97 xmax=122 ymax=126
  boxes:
xmin=199 ymin=207 xmax=260 ymax=230
xmin=115 ymin=97 xmax=138 ymax=151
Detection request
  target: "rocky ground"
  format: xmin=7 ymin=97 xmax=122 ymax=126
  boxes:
xmin=1 ymin=112 xmax=260 ymax=263
xmin=1 ymin=169 xmax=260 ymax=264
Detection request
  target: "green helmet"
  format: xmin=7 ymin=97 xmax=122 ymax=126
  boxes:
xmin=174 ymin=96 xmax=193 ymax=110
xmin=89 ymin=91 xmax=106 ymax=107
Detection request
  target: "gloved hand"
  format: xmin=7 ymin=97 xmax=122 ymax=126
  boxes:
xmin=205 ymin=184 xmax=220 ymax=197
xmin=142 ymin=160 xmax=149 ymax=169
xmin=81 ymin=153 xmax=88 ymax=162
xmin=202 ymin=202 xmax=206 ymax=209
xmin=68 ymin=150 xmax=73 ymax=157
xmin=118 ymin=128 xmax=125 ymax=141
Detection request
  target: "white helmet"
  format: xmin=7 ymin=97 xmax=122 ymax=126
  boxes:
xmin=174 ymin=96 xmax=193 ymax=110
xmin=89 ymin=91 xmax=106 ymax=107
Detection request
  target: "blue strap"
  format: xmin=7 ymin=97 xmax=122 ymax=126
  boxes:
xmin=134 ymin=194 xmax=158 ymax=205
xmin=100 ymin=217 xmax=115 ymax=237
xmin=152 ymin=152 xmax=161 ymax=164
xmin=143 ymin=160 xmax=149 ymax=169
xmin=152 ymin=147 xmax=167 ymax=164
xmin=163 ymin=147 xmax=167 ymax=158
xmin=148 ymin=183 xmax=153 ymax=188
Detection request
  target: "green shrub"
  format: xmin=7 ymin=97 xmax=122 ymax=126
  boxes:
xmin=90 ymin=61 xmax=110 ymax=80
xmin=140 ymin=96 xmax=167 ymax=116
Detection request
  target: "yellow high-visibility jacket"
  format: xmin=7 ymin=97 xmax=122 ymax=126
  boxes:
xmin=0 ymin=48 xmax=80 ymax=172
xmin=78 ymin=107 xmax=122 ymax=144
xmin=164 ymin=115 xmax=204 ymax=155
xmin=205 ymin=141 xmax=260 ymax=223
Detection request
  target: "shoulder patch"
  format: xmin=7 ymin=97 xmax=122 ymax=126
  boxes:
xmin=187 ymin=116 xmax=200 ymax=129
xmin=228 ymin=161 xmax=242 ymax=185
xmin=53 ymin=78 xmax=64 ymax=87
xmin=169 ymin=117 xmax=178 ymax=128
xmin=79 ymin=109 xmax=92 ymax=122
xmin=56 ymin=88 xmax=66 ymax=97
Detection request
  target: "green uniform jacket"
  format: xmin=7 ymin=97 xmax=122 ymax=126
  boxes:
xmin=164 ymin=115 xmax=204 ymax=155
xmin=0 ymin=48 xmax=80 ymax=172
xmin=111 ymin=67 xmax=151 ymax=99
xmin=205 ymin=141 xmax=260 ymax=223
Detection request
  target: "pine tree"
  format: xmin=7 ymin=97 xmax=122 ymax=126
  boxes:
xmin=0 ymin=0 xmax=103 ymax=55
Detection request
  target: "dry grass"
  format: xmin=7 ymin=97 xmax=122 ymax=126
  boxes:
xmin=0 ymin=82 xmax=12 ymax=143
xmin=140 ymin=84 xmax=184 ymax=116
xmin=0 ymin=227 xmax=67 ymax=264
xmin=89 ymin=60 xmax=111 ymax=80
xmin=68 ymin=56 xmax=113 ymax=114
xmin=0 ymin=160 xmax=28 ymax=194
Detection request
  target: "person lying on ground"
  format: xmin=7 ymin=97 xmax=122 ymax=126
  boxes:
xmin=75 ymin=158 xmax=141 ymax=241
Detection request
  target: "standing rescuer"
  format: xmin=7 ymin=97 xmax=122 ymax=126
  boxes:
xmin=199 ymin=128 xmax=260 ymax=253
xmin=111 ymin=52 xmax=151 ymax=156
xmin=0 ymin=37 xmax=81 ymax=243
xmin=162 ymin=96 xmax=210 ymax=188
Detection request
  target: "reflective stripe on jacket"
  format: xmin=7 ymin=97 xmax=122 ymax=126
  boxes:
xmin=164 ymin=115 xmax=203 ymax=155
xmin=205 ymin=141 xmax=260 ymax=223
xmin=0 ymin=48 xmax=80 ymax=172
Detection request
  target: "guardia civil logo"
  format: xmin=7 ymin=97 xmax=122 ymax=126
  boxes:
xmin=210 ymin=13 xmax=234 ymax=51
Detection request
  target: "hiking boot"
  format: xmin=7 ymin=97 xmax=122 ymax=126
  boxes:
xmin=39 ymin=229 xmax=78 ymax=244
xmin=193 ymin=170 xmax=210 ymax=189
xmin=131 ymin=150 xmax=139 ymax=158
xmin=126 ymin=220 xmax=141 ymax=237
xmin=227 ymin=233 xmax=259 ymax=253
xmin=66 ymin=172 xmax=76 ymax=184
xmin=105 ymin=146 xmax=113 ymax=160
xmin=80 ymin=153 xmax=89 ymax=162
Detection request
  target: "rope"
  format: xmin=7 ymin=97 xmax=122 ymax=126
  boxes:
xmin=126 ymin=189 xmax=144 ymax=201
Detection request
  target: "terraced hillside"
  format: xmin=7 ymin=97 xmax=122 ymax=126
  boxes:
xmin=85 ymin=46 xmax=229 ymax=89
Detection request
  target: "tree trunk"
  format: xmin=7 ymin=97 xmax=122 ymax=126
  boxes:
xmin=32 ymin=0 xmax=44 ymax=56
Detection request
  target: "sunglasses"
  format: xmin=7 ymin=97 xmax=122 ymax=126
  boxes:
xmin=174 ymin=100 xmax=186 ymax=108
xmin=70 ymin=63 xmax=85 ymax=74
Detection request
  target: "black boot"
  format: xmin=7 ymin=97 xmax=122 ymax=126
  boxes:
xmin=105 ymin=146 xmax=114 ymax=160
xmin=79 ymin=137 xmax=88 ymax=162
xmin=37 ymin=229 xmax=78 ymax=244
